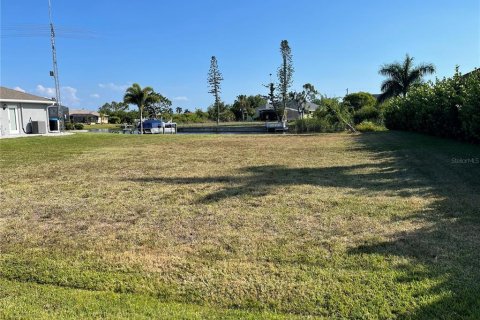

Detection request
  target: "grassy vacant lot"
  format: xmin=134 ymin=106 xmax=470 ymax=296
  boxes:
xmin=1 ymin=132 xmax=479 ymax=319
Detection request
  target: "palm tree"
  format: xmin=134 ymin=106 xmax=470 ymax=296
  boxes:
xmin=123 ymin=83 xmax=159 ymax=134
xmin=237 ymin=95 xmax=249 ymax=121
xmin=378 ymin=54 xmax=435 ymax=102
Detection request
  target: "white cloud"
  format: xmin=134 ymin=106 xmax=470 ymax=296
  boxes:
xmin=173 ymin=96 xmax=189 ymax=101
xmin=98 ymin=82 xmax=130 ymax=91
xmin=90 ymin=93 xmax=100 ymax=98
xmin=36 ymin=85 xmax=81 ymax=107
xmin=36 ymin=84 xmax=56 ymax=97
xmin=13 ymin=86 xmax=26 ymax=93
xmin=62 ymin=86 xmax=81 ymax=106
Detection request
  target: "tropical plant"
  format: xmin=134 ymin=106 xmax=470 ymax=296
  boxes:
xmin=123 ymin=83 xmax=160 ymax=134
xmin=207 ymin=56 xmax=224 ymax=125
xmin=378 ymin=54 xmax=435 ymax=102
xmin=234 ymin=95 xmax=249 ymax=121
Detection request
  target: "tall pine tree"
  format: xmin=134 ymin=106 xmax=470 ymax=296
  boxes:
xmin=207 ymin=56 xmax=224 ymax=125
xmin=277 ymin=40 xmax=294 ymax=122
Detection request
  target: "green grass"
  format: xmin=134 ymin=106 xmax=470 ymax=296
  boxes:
xmin=1 ymin=132 xmax=479 ymax=319
xmin=82 ymin=123 xmax=123 ymax=130
xmin=0 ymin=278 xmax=298 ymax=319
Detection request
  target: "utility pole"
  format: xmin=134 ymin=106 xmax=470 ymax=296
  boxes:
xmin=48 ymin=0 xmax=63 ymax=131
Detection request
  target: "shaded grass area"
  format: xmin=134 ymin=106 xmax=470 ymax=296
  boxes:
xmin=1 ymin=132 xmax=479 ymax=318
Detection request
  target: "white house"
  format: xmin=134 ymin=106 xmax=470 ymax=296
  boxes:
xmin=255 ymin=102 xmax=319 ymax=121
xmin=0 ymin=86 xmax=61 ymax=137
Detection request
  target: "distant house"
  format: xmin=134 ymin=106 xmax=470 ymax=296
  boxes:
xmin=255 ymin=102 xmax=319 ymax=121
xmin=0 ymin=86 xmax=68 ymax=137
xmin=69 ymin=109 xmax=108 ymax=124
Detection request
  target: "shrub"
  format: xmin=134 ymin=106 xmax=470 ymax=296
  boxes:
xmin=355 ymin=121 xmax=387 ymax=132
xmin=74 ymin=123 xmax=84 ymax=130
xmin=353 ymin=105 xmax=382 ymax=124
xmin=343 ymin=92 xmax=377 ymax=111
xmin=109 ymin=116 xmax=121 ymax=124
xmin=291 ymin=118 xmax=346 ymax=133
xmin=207 ymin=103 xmax=236 ymax=122
xmin=64 ymin=122 xmax=74 ymax=130
xmin=384 ymin=67 xmax=480 ymax=143
xmin=459 ymin=71 xmax=480 ymax=142
xmin=172 ymin=112 xmax=212 ymax=124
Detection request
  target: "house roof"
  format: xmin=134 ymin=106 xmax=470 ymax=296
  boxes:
xmin=69 ymin=109 xmax=106 ymax=117
xmin=0 ymin=86 xmax=54 ymax=103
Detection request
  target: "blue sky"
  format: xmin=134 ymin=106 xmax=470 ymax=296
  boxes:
xmin=1 ymin=0 xmax=479 ymax=111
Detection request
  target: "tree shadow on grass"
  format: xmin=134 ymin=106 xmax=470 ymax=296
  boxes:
xmin=127 ymin=131 xmax=480 ymax=318
xmin=348 ymin=132 xmax=480 ymax=319
xmin=130 ymin=161 xmax=432 ymax=204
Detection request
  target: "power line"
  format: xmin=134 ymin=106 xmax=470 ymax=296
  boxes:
xmin=1 ymin=24 xmax=98 ymax=39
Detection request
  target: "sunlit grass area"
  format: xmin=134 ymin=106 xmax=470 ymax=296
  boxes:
xmin=82 ymin=123 xmax=122 ymax=130
xmin=1 ymin=132 xmax=479 ymax=319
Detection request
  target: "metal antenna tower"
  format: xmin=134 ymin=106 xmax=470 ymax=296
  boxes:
xmin=48 ymin=0 xmax=63 ymax=131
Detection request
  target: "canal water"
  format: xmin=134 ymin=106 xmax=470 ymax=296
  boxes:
xmin=87 ymin=126 xmax=278 ymax=134
xmin=87 ymin=129 xmax=274 ymax=135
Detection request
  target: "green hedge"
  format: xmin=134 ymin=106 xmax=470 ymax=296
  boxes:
xmin=353 ymin=105 xmax=382 ymax=125
xmin=384 ymin=68 xmax=480 ymax=143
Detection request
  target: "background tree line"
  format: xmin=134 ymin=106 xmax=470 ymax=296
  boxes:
xmin=94 ymin=50 xmax=478 ymax=144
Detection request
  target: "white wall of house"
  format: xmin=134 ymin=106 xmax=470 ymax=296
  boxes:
xmin=0 ymin=107 xmax=12 ymax=136
xmin=0 ymin=103 xmax=51 ymax=136
xmin=20 ymin=103 xmax=50 ymax=133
